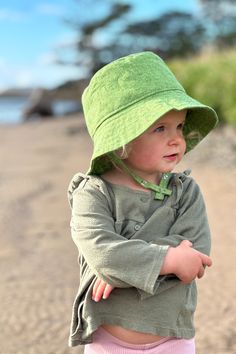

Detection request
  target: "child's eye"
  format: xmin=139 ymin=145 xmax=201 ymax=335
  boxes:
xmin=178 ymin=123 xmax=185 ymax=130
xmin=154 ymin=126 xmax=164 ymax=133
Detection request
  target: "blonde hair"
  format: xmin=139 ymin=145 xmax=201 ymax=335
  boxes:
xmin=103 ymin=144 xmax=132 ymax=172
xmin=115 ymin=144 xmax=132 ymax=159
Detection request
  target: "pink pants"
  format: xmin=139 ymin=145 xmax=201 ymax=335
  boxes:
xmin=84 ymin=327 xmax=195 ymax=354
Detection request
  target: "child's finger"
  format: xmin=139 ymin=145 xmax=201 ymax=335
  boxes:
xmin=94 ymin=280 xmax=107 ymax=302
xmin=197 ymin=265 xmax=205 ymax=279
xmin=92 ymin=278 xmax=102 ymax=300
xmin=103 ymin=284 xmax=114 ymax=299
xmin=200 ymin=253 xmax=212 ymax=267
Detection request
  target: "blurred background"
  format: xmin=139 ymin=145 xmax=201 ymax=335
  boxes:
xmin=1 ymin=0 xmax=236 ymax=125
xmin=0 ymin=1 xmax=236 ymax=354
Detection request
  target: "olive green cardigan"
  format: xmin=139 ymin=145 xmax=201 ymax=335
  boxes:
xmin=67 ymin=171 xmax=211 ymax=347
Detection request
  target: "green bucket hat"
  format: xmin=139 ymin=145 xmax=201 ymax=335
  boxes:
xmin=82 ymin=51 xmax=218 ymax=175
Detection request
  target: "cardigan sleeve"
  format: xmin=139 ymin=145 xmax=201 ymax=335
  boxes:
xmin=70 ymin=179 xmax=169 ymax=295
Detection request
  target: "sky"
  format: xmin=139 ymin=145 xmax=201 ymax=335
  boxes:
xmin=0 ymin=0 xmax=199 ymax=91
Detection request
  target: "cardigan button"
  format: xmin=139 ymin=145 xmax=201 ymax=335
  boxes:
xmin=134 ymin=224 xmax=141 ymax=231
xmin=140 ymin=196 xmax=148 ymax=203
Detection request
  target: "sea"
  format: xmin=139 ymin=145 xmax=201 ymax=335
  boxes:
xmin=0 ymin=96 xmax=81 ymax=124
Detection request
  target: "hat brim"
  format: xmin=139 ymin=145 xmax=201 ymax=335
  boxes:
xmin=88 ymin=90 xmax=218 ymax=174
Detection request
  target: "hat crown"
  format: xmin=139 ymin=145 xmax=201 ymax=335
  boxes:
xmin=82 ymin=52 xmax=184 ymax=138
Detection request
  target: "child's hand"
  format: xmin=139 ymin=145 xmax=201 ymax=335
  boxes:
xmin=162 ymin=240 xmax=212 ymax=284
xmin=92 ymin=278 xmax=114 ymax=302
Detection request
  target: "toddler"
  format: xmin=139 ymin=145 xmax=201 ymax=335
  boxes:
xmin=68 ymin=52 xmax=218 ymax=353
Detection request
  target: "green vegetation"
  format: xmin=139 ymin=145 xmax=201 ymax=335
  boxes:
xmin=169 ymin=50 xmax=236 ymax=126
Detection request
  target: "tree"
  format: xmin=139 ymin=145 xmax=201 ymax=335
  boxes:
xmin=57 ymin=1 xmax=132 ymax=76
xmin=56 ymin=0 xmax=236 ymax=77
xmin=124 ymin=11 xmax=206 ymax=59
xmin=198 ymin=0 xmax=236 ymax=48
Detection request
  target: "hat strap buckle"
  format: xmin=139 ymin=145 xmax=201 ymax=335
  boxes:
xmin=108 ymin=152 xmax=172 ymax=200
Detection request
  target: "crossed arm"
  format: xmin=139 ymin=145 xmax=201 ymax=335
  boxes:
xmin=92 ymin=240 xmax=212 ymax=301
xmin=71 ymin=177 xmax=212 ymax=302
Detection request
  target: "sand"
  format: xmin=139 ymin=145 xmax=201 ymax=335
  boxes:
xmin=0 ymin=115 xmax=235 ymax=354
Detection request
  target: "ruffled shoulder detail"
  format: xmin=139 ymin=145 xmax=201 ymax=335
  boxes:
xmin=67 ymin=172 xmax=111 ymax=208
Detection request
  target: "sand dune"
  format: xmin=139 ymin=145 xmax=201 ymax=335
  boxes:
xmin=0 ymin=115 xmax=235 ymax=354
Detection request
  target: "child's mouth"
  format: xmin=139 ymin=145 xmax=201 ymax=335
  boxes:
xmin=164 ymin=153 xmax=178 ymax=161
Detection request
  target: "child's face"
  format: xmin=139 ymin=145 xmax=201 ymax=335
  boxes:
xmin=125 ymin=110 xmax=187 ymax=180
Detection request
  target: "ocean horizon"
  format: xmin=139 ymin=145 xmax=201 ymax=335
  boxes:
xmin=0 ymin=96 xmax=81 ymax=124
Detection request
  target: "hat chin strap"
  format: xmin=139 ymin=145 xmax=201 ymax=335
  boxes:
xmin=108 ymin=152 xmax=172 ymax=200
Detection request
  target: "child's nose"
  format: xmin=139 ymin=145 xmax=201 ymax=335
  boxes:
xmin=168 ymin=131 xmax=182 ymax=145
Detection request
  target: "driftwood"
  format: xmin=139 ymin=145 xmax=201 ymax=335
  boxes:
xmin=23 ymin=88 xmax=53 ymax=120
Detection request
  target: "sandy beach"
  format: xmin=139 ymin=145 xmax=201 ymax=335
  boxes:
xmin=0 ymin=114 xmax=235 ymax=354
